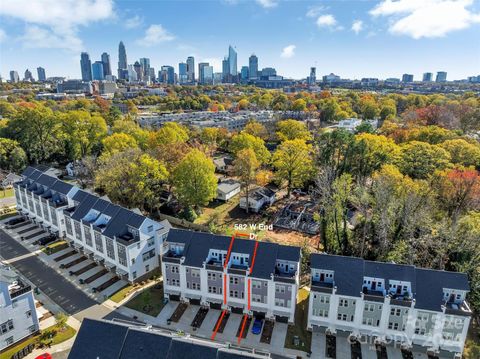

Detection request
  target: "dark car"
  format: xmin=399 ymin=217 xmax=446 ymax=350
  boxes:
xmin=37 ymin=235 xmax=57 ymax=246
xmin=6 ymin=217 xmax=25 ymax=227
xmin=251 ymin=318 xmax=263 ymax=335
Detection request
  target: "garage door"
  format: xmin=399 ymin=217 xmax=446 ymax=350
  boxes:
xmin=169 ymin=294 xmax=180 ymax=301
xmin=253 ymin=311 xmax=265 ymax=319
xmin=275 ymin=315 xmax=289 ymax=323
xmin=210 ymin=302 xmax=222 ymax=310
xmin=231 ymin=306 xmax=243 ymax=314
xmin=190 ymin=298 xmax=201 ymax=305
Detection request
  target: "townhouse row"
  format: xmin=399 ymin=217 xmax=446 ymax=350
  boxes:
xmin=161 ymin=229 xmax=300 ymax=323
xmin=13 ymin=166 xmax=171 ymax=283
xmin=308 ymin=253 xmax=471 ymax=358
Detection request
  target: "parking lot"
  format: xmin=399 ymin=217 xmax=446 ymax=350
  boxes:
xmin=0 ymin=216 xmax=130 ymax=319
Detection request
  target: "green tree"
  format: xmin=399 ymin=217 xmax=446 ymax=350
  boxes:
xmin=96 ymin=149 xmax=168 ymax=211
xmin=272 ymin=139 xmax=313 ymax=197
xmin=399 ymin=141 xmax=451 ymax=179
xmin=102 ymin=133 xmax=138 ymax=157
xmin=359 ymin=96 xmax=379 ymax=119
xmin=0 ymin=138 xmax=27 ymax=172
xmin=149 ymin=122 xmax=189 ymax=147
xmin=243 ymin=120 xmax=268 ymax=140
xmin=439 ymin=139 xmax=480 ymax=168
xmin=290 ymin=98 xmax=307 ymax=111
xmin=276 ymin=119 xmax=311 ymax=142
xmin=233 ymin=148 xmax=259 ymax=214
xmin=172 ymin=149 xmax=217 ymax=209
xmin=230 ymin=132 xmax=270 ymax=163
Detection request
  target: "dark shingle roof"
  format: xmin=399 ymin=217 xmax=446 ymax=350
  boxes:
xmin=310 ymin=253 xmax=470 ymax=307
xmin=51 ymin=180 xmax=74 ymax=194
xmin=166 ymin=229 xmax=301 ymax=279
xmin=69 ymin=319 xmax=264 ymax=359
xmin=68 ymin=318 xmax=128 ymax=359
xmin=36 ymin=174 xmax=58 ymax=187
xmin=71 ymin=194 xmax=98 ymax=221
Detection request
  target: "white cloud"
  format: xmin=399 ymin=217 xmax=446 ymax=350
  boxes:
xmin=0 ymin=28 xmax=6 ymax=43
xmin=280 ymin=44 xmax=296 ymax=58
xmin=256 ymin=0 xmax=278 ymax=9
xmin=125 ymin=15 xmax=143 ymax=29
xmin=306 ymin=5 xmax=327 ymax=18
xmin=351 ymin=20 xmax=363 ymax=34
xmin=316 ymin=14 xmax=337 ymax=28
xmin=136 ymin=24 xmax=175 ymax=46
xmin=0 ymin=0 xmax=114 ymax=51
xmin=370 ymin=0 xmax=480 ymax=39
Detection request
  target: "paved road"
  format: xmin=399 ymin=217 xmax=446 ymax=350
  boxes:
xmin=0 ymin=229 xmax=97 ymax=315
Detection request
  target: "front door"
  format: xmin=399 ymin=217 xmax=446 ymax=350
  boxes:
xmin=320 ymin=273 xmax=325 ymax=281
xmin=371 ymin=281 xmax=376 ymax=290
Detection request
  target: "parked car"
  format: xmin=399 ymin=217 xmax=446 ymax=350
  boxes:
xmin=5 ymin=217 xmax=25 ymax=228
xmin=36 ymin=235 xmax=56 ymax=246
xmin=251 ymin=318 xmax=263 ymax=335
xmin=35 ymin=354 xmax=52 ymax=359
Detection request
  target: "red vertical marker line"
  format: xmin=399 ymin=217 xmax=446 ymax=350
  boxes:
xmin=224 ymin=234 xmax=236 ymax=269
xmin=211 ymin=310 xmax=227 ymax=341
xmin=223 ymin=273 xmax=227 ymax=304
xmin=249 ymin=241 xmax=259 ymax=274
xmin=237 ymin=314 xmax=248 ymax=345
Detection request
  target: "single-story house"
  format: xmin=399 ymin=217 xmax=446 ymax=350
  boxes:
xmin=213 ymin=156 xmax=234 ymax=173
xmin=1 ymin=173 xmax=22 ymax=188
xmin=239 ymin=187 xmax=276 ymax=213
xmin=216 ymin=179 xmax=241 ymax=201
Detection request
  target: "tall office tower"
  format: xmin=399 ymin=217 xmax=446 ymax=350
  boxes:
xmin=422 ymin=72 xmax=433 ymax=82
xmin=186 ymin=56 xmax=195 ymax=82
xmin=222 ymin=58 xmax=229 ymax=82
xmin=178 ymin=62 xmax=188 ymax=84
xmin=402 ymin=73 xmax=414 ymax=83
xmin=139 ymin=58 xmax=150 ymax=80
xmin=249 ymin=54 xmax=258 ymax=80
xmin=240 ymin=66 xmax=249 ymax=82
xmin=101 ymin=52 xmax=112 ymax=77
xmin=92 ymin=61 xmax=105 ymax=80
xmin=203 ymin=66 xmax=213 ymax=85
xmin=24 ymin=69 xmax=34 ymax=82
xmin=436 ymin=71 xmax=447 ymax=82
xmin=148 ymin=67 xmax=156 ymax=83
xmin=9 ymin=71 xmax=19 ymax=83
xmin=161 ymin=66 xmax=175 ymax=84
xmin=198 ymin=62 xmax=209 ymax=84
xmin=37 ymin=67 xmax=46 ymax=82
xmin=308 ymin=67 xmax=316 ymax=85
xmin=228 ymin=45 xmax=237 ymax=76
xmin=127 ymin=65 xmax=137 ymax=82
xmin=80 ymin=52 xmax=92 ymax=81
xmin=133 ymin=61 xmax=142 ymax=81
xmin=117 ymin=41 xmax=128 ymax=80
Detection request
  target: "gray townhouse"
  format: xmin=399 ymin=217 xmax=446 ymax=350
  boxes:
xmin=0 ymin=266 xmax=39 ymax=352
xmin=308 ymin=253 xmax=472 ymax=359
xmin=161 ymin=229 xmax=300 ymax=323
xmin=13 ymin=166 xmax=171 ymax=283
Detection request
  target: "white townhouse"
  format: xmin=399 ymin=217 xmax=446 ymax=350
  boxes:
xmin=0 ymin=266 xmax=39 ymax=352
xmin=308 ymin=253 xmax=472 ymax=359
xmin=13 ymin=166 xmax=171 ymax=283
xmin=161 ymin=229 xmax=300 ymax=323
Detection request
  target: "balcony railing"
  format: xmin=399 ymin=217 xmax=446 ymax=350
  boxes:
xmin=10 ymin=284 xmax=32 ymax=299
xmin=311 ymin=280 xmax=334 ymax=293
xmin=444 ymin=300 xmax=472 ymax=316
xmin=362 ymin=287 xmax=385 ymax=303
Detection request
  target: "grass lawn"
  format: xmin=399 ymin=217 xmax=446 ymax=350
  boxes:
xmin=284 ymin=287 xmax=312 ymax=353
xmin=124 ymin=283 xmax=165 ymax=316
xmin=0 ymin=188 xmax=14 ymax=198
xmin=0 ymin=324 xmax=76 ymax=359
xmin=42 ymin=240 xmax=68 ymax=255
xmin=110 ymin=284 xmax=135 ymax=303
xmin=194 ymin=197 xmax=240 ymax=226
xmin=464 ymin=319 xmax=480 ymax=358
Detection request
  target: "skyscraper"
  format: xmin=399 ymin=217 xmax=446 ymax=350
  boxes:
xmin=402 ymin=73 xmax=414 ymax=83
xmin=92 ymin=61 xmax=105 ymax=80
xmin=422 ymin=72 xmax=433 ymax=82
xmin=222 ymin=58 xmax=229 ymax=82
xmin=198 ymin=62 xmax=210 ymax=85
xmin=101 ymin=52 xmax=112 ymax=77
xmin=139 ymin=58 xmax=150 ymax=81
xmin=9 ymin=71 xmax=19 ymax=83
xmin=80 ymin=52 xmax=92 ymax=81
xmin=118 ymin=41 xmax=128 ymax=80
xmin=161 ymin=66 xmax=175 ymax=84
xmin=179 ymin=62 xmax=188 ymax=84
xmin=240 ymin=66 xmax=249 ymax=82
xmin=24 ymin=69 xmax=34 ymax=82
xmin=308 ymin=67 xmax=316 ymax=85
xmin=133 ymin=61 xmax=142 ymax=81
xmin=37 ymin=67 xmax=46 ymax=82
xmin=186 ymin=56 xmax=195 ymax=83
xmin=228 ymin=45 xmax=237 ymax=76
xmin=203 ymin=66 xmax=213 ymax=85
xmin=436 ymin=71 xmax=447 ymax=82
xmin=249 ymin=54 xmax=258 ymax=80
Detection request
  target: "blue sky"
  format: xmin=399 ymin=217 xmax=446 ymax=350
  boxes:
xmin=0 ymin=0 xmax=479 ymax=81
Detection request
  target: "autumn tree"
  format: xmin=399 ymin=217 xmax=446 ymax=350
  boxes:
xmin=101 ymin=133 xmax=138 ymax=157
xmin=276 ymin=119 xmax=311 ymax=142
xmin=272 ymin=139 xmax=313 ymax=197
xmin=439 ymin=139 xmax=480 ymax=168
xmin=172 ymin=149 xmax=217 ymax=210
xmin=243 ymin=120 xmax=268 ymax=140
xmin=0 ymin=138 xmax=27 ymax=172
xmin=233 ymin=149 xmax=259 ymax=213
xmin=398 ymin=141 xmax=451 ymax=179
xmin=230 ymin=132 xmax=270 ymax=163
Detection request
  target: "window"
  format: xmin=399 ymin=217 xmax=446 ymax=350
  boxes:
xmin=147 ymin=225 xmax=154 ymax=232
xmin=275 ymin=285 xmax=285 ymax=293
xmin=74 ymin=221 xmax=81 ymax=240
xmin=208 ymin=286 xmax=219 ymax=294
xmin=171 ymin=266 xmax=179 ymax=274
xmin=106 ymin=237 xmax=115 ymax=260
xmin=5 ymin=336 xmax=14 ymax=345
xmin=339 ymin=299 xmax=348 ymax=307
xmin=29 ymin=325 xmax=37 ymax=333
xmin=275 ymin=298 xmax=285 ymax=307
xmin=132 ymin=271 xmax=137 ymax=279
xmin=388 ymin=322 xmax=399 ymax=330
xmin=191 ymin=282 xmax=201 ymax=291
xmin=252 ymin=280 xmax=262 ymax=289
xmin=26 ymin=310 xmax=32 ymax=318
xmin=337 ymin=313 xmax=347 ymax=321
xmin=145 ymin=265 xmax=150 ymax=272
xmin=208 ymin=272 xmax=216 ymax=281
xmin=191 ymin=270 xmax=200 ymax=278
xmin=94 ymin=232 xmax=104 ymax=253
xmin=0 ymin=320 xmax=14 ymax=334
xmin=230 ymin=277 xmax=239 ymax=285
xmin=147 ymin=237 xmax=155 ymax=247
xmin=84 ymin=225 xmax=93 ymax=246
xmin=131 ymin=258 xmax=136 ymax=265
xmin=169 ymin=279 xmax=180 ymax=287
xmin=117 ymin=244 xmax=127 ymax=266
xmin=142 ymin=249 xmax=156 ymax=262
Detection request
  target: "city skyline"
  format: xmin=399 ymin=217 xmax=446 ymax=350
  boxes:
xmin=0 ymin=0 xmax=479 ymax=81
